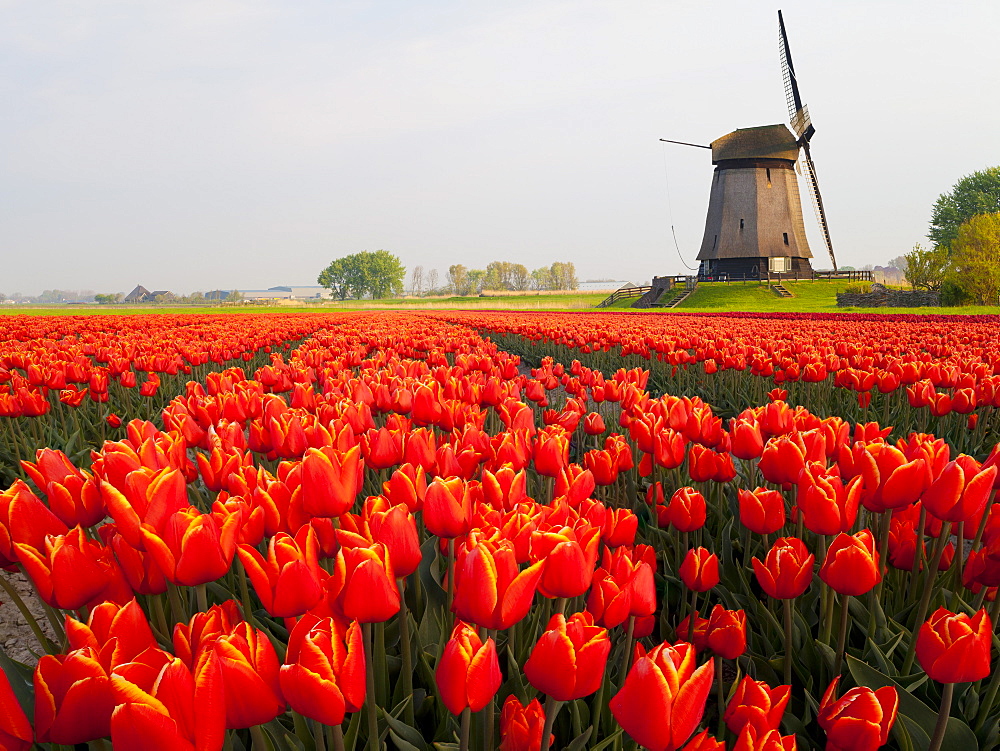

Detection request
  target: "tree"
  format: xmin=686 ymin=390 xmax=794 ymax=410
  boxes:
xmin=947 ymin=213 xmax=1000 ymax=304
xmin=318 ymin=251 xmax=405 ymax=300
xmin=466 ymin=269 xmax=486 ymax=295
xmin=410 ymin=265 xmax=424 ymax=297
xmin=448 ymin=265 xmax=470 ymax=296
xmin=426 ymin=269 xmax=439 ymax=294
xmin=904 ymin=243 xmax=950 ymax=291
xmin=94 ymin=293 xmax=121 ymax=304
xmin=549 ymin=262 xmax=579 ymax=290
xmin=530 ymin=267 xmax=551 ymax=290
xmin=929 ymin=167 xmax=1000 ymax=251
xmin=511 ymin=264 xmax=530 ymax=291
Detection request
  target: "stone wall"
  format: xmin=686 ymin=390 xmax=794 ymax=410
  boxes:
xmin=836 ymin=283 xmax=940 ymax=308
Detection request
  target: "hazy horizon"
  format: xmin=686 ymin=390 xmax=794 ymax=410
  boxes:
xmin=3 ymin=1 xmax=999 ymax=297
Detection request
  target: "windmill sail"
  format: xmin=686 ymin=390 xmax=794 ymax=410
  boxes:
xmin=778 ymin=10 xmax=836 ymax=270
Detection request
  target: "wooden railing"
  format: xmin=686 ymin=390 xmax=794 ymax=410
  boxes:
xmin=596 ymin=286 xmax=651 ymax=308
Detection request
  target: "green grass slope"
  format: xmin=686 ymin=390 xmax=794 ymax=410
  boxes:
xmin=673 ymin=280 xmax=999 ymax=315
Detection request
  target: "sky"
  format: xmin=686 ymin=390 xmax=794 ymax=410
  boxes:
xmin=2 ymin=0 xmax=999 ymax=296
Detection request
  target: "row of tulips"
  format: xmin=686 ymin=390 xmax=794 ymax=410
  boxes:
xmin=0 ymin=311 xmax=998 ymax=750
xmin=438 ymin=310 xmax=1000 ymax=458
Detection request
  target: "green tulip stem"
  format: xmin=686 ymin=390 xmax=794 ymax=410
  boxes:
xmin=834 ymin=594 xmax=851 ymax=677
xmin=312 ymin=718 xmax=327 ymax=751
xmin=540 ymin=696 xmax=563 ymax=751
xmin=0 ymin=572 xmax=55 ymax=654
xmin=196 ymin=582 xmax=208 ymax=613
xmin=447 ymin=538 xmax=456 ymax=616
xmin=903 ymin=521 xmax=952 ymax=674
xmin=397 ymin=578 xmax=415 ymax=726
xmin=783 ymin=598 xmax=794 ymax=686
xmin=949 ymin=521 xmax=965 ymax=611
xmin=907 ymin=507 xmax=928 ymax=601
xmin=249 ymin=725 xmax=269 ymax=750
xmin=928 ymin=682 xmax=954 ymax=751
xmin=555 ymin=597 xmax=568 ymax=617
xmin=483 ymin=693 xmax=495 ymax=751
xmin=621 ymin=615 xmax=636 ymax=680
xmin=459 ymin=707 xmax=471 ymax=751
xmin=688 ymin=590 xmax=699 ymax=643
xmin=331 ymin=725 xmax=346 ymax=751
xmin=237 ymin=559 xmax=257 ymax=628
xmin=362 ymin=622 xmax=379 ymax=751
xmin=975 ymin=657 xmax=1000 ymax=733
xmin=990 ymin=595 xmax=1000 ymax=633
xmin=715 ymin=657 xmax=727 ymax=739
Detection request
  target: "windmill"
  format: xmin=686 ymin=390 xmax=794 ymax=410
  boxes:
xmin=661 ymin=10 xmax=836 ymax=279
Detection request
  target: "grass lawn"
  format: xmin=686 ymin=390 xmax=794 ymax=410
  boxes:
xmin=670 ymin=280 xmax=1000 ymax=315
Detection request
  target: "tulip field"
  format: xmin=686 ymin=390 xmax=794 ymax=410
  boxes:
xmin=2 ymin=310 xmax=1000 ymax=751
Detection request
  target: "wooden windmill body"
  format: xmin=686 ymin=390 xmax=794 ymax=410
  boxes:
xmin=696 ymin=124 xmax=813 ymax=278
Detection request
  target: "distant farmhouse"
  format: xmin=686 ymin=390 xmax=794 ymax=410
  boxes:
xmin=236 ymin=286 xmax=333 ymax=302
xmin=124 ymin=285 xmax=174 ymax=303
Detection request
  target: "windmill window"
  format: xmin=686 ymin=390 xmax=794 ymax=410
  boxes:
xmin=766 ymin=168 xmax=772 ymax=186
xmin=783 ymin=232 xmax=789 ymax=245
xmin=740 ymin=218 xmax=744 ymax=230
xmin=713 ymin=235 xmax=718 ymax=250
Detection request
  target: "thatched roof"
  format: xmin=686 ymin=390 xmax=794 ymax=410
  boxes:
xmin=711 ymin=124 xmax=799 ymax=163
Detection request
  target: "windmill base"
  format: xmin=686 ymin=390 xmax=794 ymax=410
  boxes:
xmin=698 ymin=256 xmax=813 ymax=281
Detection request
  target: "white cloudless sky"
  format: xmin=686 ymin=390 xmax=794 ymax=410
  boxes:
xmin=2 ymin=0 xmax=999 ymax=295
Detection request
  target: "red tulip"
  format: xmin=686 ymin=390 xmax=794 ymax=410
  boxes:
xmin=329 ymin=543 xmax=401 ymax=623
xmin=922 ymin=460 xmax=996 ymax=523
xmin=730 ymin=419 xmax=764 ymax=460
xmin=365 ymin=499 xmax=422 ymax=578
xmin=0 ymin=666 xmax=32 ymax=751
xmin=279 ymin=615 xmax=365 ymax=726
xmin=423 ymin=476 xmax=475 ymax=538
xmin=916 ymin=607 xmax=992 ymax=683
xmin=731 ymin=725 xmax=797 ymax=751
xmin=583 ymin=412 xmax=607 ymax=435
xmin=738 ymin=487 xmax=786 ymax=535
xmin=610 ymin=641 xmax=714 ymax=751
xmin=140 ymin=505 xmax=240 ymax=587
xmin=530 ymin=525 xmax=600 ymax=598
xmin=34 ymin=646 xmax=171 ymax=744
xmin=679 ymin=547 xmax=719 ymax=592
xmin=706 ymin=605 xmax=747 ymax=659
xmin=533 ymin=426 xmax=570 ymax=478
xmin=109 ymin=653 xmax=225 ymax=751
xmin=752 ymin=537 xmax=814 ymax=600
xmin=724 ymin=676 xmax=791 ymax=736
xmin=436 ymin=622 xmax=502 ymax=714
xmin=669 ymin=487 xmax=707 ymax=533
xmin=16 ymin=525 xmax=130 ymax=610
xmin=236 ymin=526 xmax=323 ymax=617
xmin=500 ymin=695 xmax=550 ymax=751
xmin=453 ymin=539 xmax=544 ymax=630
xmin=20 ymin=448 xmax=104 ymax=527
xmin=524 ymin=612 xmax=610 ymax=701
xmin=818 ymin=676 xmax=898 ymax=751
xmin=300 ymin=445 xmax=362 ymax=518
xmin=819 ymin=530 xmax=881 ymax=596
xmin=682 ymin=729 xmax=726 ymax=750
xmin=0 ymin=479 xmax=69 ymax=568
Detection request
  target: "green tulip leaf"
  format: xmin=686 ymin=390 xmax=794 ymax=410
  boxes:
xmin=564 ymin=727 xmax=594 ymax=751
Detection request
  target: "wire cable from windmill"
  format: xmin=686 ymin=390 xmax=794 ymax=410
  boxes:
xmin=661 ymin=143 xmax=698 ymax=271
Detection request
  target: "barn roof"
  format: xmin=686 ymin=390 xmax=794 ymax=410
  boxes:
xmin=711 ymin=124 xmax=799 ymax=163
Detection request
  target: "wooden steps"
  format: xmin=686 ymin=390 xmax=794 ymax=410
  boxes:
xmin=770 ymin=284 xmax=793 ymax=298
